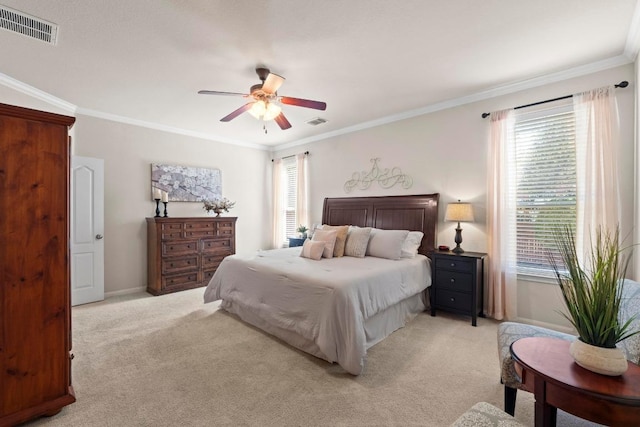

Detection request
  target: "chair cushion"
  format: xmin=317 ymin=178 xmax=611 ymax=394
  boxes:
xmin=497 ymin=322 xmax=574 ymax=389
xmin=449 ymin=402 xmax=526 ymax=427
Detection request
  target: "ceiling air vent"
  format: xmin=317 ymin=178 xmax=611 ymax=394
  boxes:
xmin=306 ymin=117 xmax=327 ymax=126
xmin=0 ymin=5 xmax=58 ymax=45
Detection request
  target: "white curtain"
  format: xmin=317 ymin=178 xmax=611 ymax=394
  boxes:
xmin=296 ymin=153 xmax=310 ymax=232
xmin=271 ymin=158 xmax=285 ymax=249
xmin=573 ymin=86 xmax=620 ymax=262
xmin=486 ymin=109 xmax=518 ymax=320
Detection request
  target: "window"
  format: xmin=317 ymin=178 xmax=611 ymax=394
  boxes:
xmin=283 ymin=156 xmax=298 ymax=242
xmin=514 ymin=106 xmax=576 ymax=277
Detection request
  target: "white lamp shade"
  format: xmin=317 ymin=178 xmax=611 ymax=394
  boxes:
xmin=444 ymin=202 xmax=474 ymax=223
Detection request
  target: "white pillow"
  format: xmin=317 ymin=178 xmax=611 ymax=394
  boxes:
xmin=366 ymin=229 xmax=410 ymax=260
xmin=300 ymin=239 xmax=325 ymax=260
xmin=311 ymin=229 xmax=338 ymax=259
xmin=344 ymin=226 xmax=372 ymax=258
xmin=401 ymin=231 xmax=424 ymax=258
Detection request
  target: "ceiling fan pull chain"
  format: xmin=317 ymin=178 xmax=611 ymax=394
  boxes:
xmin=263 ymin=124 xmax=267 ymax=134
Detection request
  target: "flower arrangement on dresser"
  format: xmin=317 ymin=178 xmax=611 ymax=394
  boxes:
xmin=203 ymin=198 xmax=236 ymax=217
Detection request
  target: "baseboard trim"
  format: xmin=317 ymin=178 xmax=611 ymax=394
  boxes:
xmin=510 ymin=317 xmax=574 ymax=334
xmin=104 ymin=286 xmax=146 ymax=299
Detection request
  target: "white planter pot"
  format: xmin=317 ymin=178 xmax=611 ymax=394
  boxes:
xmin=569 ymin=339 xmax=628 ymax=376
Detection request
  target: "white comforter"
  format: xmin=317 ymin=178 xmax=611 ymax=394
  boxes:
xmin=203 ymin=247 xmax=431 ymax=374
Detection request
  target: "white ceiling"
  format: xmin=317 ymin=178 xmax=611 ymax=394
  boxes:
xmin=1 ymin=0 xmax=638 ymax=150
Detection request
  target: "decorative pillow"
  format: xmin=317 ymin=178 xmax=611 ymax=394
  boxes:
xmin=311 ymin=229 xmax=338 ymax=259
xmin=366 ymin=229 xmax=410 ymax=260
xmin=401 ymin=231 xmax=424 ymax=258
xmin=344 ymin=226 xmax=372 ymax=258
xmin=299 ymin=239 xmax=325 ymax=260
xmin=322 ymin=225 xmax=349 ymax=257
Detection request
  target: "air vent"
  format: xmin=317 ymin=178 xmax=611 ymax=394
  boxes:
xmin=0 ymin=5 xmax=58 ymax=45
xmin=306 ymin=117 xmax=327 ymax=126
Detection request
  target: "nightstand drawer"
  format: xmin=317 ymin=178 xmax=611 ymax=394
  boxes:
xmin=435 ymin=271 xmax=473 ymax=293
xmin=435 ymin=289 xmax=471 ymax=312
xmin=435 ymin=257 xmax=474 ymax=273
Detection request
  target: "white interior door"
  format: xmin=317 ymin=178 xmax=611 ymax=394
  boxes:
xmin=71 ymin=156 xmax=105 ymax=306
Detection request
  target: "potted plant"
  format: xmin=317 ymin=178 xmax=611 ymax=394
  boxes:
xmin=550 ymin=225 xmax=638 ymax=375
xmin=296 ymin=225 xmax=309 ymax=239
xmin=203 ymin=198 xmax=236 ymax=217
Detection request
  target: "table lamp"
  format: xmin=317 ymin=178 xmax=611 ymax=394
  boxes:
xmin=444 ymin=200 xmax=474 ymax=254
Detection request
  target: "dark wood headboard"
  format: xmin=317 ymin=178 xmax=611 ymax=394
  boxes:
xmin=321 ymin=194 xmax=440 ymax=255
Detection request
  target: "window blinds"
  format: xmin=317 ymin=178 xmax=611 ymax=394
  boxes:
xmin=283 ymin=156 xmax=298 ymax=239
xmin=515 ymin=108 xmax=576 ymax=276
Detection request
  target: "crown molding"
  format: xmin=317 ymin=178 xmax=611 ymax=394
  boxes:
xmin=624 ymin=0 xmax=640 ymax=60
xmin=75 ymin=107 xmax=269 ymax=151
xmin=273 ymin=54 xmax=633 ymax=151
xmin=0 ymin=71 xmax=76 ymax=112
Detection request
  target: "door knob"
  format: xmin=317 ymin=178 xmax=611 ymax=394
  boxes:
xmin=96 ymin=234 xmax=104 ymax=240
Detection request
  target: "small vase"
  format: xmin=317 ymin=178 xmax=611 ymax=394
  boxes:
xmin=569 ymin=339 xmax=628 ymax=376
xmin=213 ymin=208 xmax=222 ymax=217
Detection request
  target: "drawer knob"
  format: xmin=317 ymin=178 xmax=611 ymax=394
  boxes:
xmin=450 ymin=297 xmax=455 ymax=302
xmin=170 ymin=263 xmax=174 ymax=267
xmin=187 ymin=261 xmax=191 ymax=264
xmin=450 ymin=263 xmax=456 ymax=267
xmin=450 ymin=278 xmax=455 ymax=283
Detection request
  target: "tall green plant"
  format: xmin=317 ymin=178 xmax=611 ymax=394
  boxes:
xmin=550 ymin=225 xmax=638 ymax=348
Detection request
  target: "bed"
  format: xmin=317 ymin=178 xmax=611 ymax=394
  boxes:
xmin=203 ymin=194 xmax=439 ymax=374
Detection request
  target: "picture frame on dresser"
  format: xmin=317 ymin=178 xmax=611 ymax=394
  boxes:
xmin=146 ymin=216 xmax=237 ymax=295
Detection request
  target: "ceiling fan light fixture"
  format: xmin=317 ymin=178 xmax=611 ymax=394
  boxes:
xmin=248 ymin=100 xmax=281 ymax=121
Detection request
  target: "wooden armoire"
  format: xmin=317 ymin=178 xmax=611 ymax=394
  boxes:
xmin=0 ymin=103 xmax=76 ymax=425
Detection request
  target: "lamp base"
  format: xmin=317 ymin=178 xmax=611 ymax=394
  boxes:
xmin=452 ymin=225 xmax=464 ymax=254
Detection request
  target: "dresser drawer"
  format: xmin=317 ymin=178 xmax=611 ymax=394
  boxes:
xmin=162 ymin=240 xmax=198 ymax=256
xmin=217 ymin=221 xmax=235 ymax=236
xmin=435 ymin=257 xmax=474 ymax=273
xmin=435 ymin=271 xmax=473 ymax=293
xmin=185 ymin=221 xmax=216 ymax=237
xmin=185 ymin=229 xmax=216 ymax=238
xmin=163 ymin=272 xmax=199 ymax=289
xmin=161 ymin=222 xmax=184 ymax=239
xmin=203 ymin=269 xmax=216 ymax=283
xmin=202 ymin=254 xmax=225 ymax=269
xmin=435 ymin=289 xmax=471 ymax=312
xmin=202 ymin=238 xmax=233 ymax=254
xmin=162 ymin=255 xmax=199 ymax=274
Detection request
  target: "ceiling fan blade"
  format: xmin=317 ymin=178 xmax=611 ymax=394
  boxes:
xmin=274 ymin=112 xmax=292 ymax=130
xmin=198 ymin=90 xmax=249 ymax=97
xmin=220 ymin=102 xmax=254 ymax=122
xmin=280 ymin=96 xmax=326 ymax=111
xmin=261 ymin=73 xmax=285 ymax=94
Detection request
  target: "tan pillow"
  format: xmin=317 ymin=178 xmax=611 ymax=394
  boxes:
xmin=300 ymin=239 xmax=325 ymax=260
xmin=311 ymin=229 xmax=338 ymax=259
xmin=322 ymin=225 xmax=349 ymax=257
xmin=344 ymin=226 xmax=372 ymax=258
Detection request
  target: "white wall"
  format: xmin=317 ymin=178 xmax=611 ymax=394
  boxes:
xmin=71 ymin=115 xmax=271 ymax=295
xmin=275 ymin=64 xmax=635 ymax=328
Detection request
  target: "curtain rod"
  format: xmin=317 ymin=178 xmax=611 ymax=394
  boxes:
xmin=271 ymin=151 xmax=309 ymax=162
xmin=480 ymin=81 xmax=629 ymax=119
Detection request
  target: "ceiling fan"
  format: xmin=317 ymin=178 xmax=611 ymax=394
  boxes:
xmin=198 ymin=67 xmax=326 ymax=131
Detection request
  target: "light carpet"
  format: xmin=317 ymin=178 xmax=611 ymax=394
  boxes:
xmin=27 ymin=288 xmax=599 ymax=426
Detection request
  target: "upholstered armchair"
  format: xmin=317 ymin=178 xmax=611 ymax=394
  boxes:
xmin=497 ymin=278 xmax=640 ymax=415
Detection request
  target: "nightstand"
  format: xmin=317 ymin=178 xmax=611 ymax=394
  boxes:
xmin=430 ymin=251 xmax=487 ymax=326
xmin=288 ymin=237 xmax=306 ymax=247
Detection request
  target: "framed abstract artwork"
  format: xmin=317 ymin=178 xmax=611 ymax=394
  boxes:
xmin=151 ymin=164 xmax=222 ymax=202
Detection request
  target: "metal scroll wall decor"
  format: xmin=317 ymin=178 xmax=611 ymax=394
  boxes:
xmin=343 ymin=158 xmax=413 ymax=193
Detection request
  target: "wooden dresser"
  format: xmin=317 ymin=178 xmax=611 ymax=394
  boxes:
xmin=146 ymin=217 xmax=236 ymax=295
xmin=0 ymin=104 xmax=76 ymax=425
